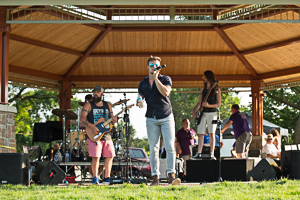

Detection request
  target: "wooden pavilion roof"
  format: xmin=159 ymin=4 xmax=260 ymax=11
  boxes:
xmin=4 ymin=4 xmax=300 ymax=91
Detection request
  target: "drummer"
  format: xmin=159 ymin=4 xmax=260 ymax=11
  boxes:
xmin=71 ymin=94 xmax=93 ymax=127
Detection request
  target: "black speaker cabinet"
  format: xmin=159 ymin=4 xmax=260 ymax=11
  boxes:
xmin=281 ymin=150 xmax=300 ymax=179
xmin=186 ymin=159 xmax=254 ymax=182
xmin=0 ymin=153 xmax=30 ymax=185
xmin=249 ymin=158 xmax=278 ymax=181
xmin=32 ymin=161 xmax=65 ymax=185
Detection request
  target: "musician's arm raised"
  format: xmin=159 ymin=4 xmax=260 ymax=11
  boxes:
xmin=154 ymin=73 xmax=171 ymax=97
xmin=80 ymin=103 xmax=98 ymax=134
xmin=108 ymin=103 xmax=117 ymax=124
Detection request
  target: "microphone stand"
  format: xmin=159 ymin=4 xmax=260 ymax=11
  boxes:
xmin=216 ymin=108 xmax=223 ymax=182
xmin=63 ymin=82 xmax=75 ymax=162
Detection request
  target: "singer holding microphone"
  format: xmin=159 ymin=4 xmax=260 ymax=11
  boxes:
xmin=137 ymin=55 xmax=181 ymax=186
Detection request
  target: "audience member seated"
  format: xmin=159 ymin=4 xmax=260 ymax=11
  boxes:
xmin=262 ymin=134 xmax=281 ymax=166
xmin=270 ymin=128 xmax=281 ymax=152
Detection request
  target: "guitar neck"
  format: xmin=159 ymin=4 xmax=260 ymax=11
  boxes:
xmin=102 ymin=109 xmax=124 ymax=126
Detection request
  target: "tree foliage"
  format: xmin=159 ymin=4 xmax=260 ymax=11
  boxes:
xmin=263 ymin=87 xmax=300 ymax=144
xmin=9 ymin=85 xmax=82 ymax=153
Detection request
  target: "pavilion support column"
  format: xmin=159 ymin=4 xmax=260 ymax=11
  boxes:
xmin=0 ymin=7 xmax=10 ymax=104
xmin=58 ymin=81 xmax=73 ymax=132
xmin=250 ymin=80 xmax=264 ymax=136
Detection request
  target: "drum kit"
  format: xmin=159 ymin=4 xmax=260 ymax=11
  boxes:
xmin=52 ymin=98 xmax=132 ymax=162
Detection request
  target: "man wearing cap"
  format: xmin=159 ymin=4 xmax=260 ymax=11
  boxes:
xmin=262 ymin=134 xmax=281 ymax=165
xmin=221 ymin=104 xmax=252 ymax=158
xmin=80 ymin=86 xmax=117 ymax=185
xmin=137 ymin=55 xmax=181 ymax=186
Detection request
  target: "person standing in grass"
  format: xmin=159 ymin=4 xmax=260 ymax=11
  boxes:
xmin=137 ymin=55 xmax=181 ymax=186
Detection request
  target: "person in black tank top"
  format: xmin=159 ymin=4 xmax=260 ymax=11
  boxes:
xmin=192 ymin=70 xmax=221 ymax=160
xmin=80 ymin=86 xmax=117 ymax=185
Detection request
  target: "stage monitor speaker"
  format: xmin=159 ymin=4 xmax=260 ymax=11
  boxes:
xmin=222 ymin=159 xmax=254 ymax=181
xmin=186 ymin=160 xmax=219 ymax=182
xmin=249 ymin=158 xmax=279 ymax=181
xmin=0 ymin=153 xmax=30 ymax=185
xmin=281 ymin=150 xmax=300 ymax=179
xmin=32 ymin=161 xmax=65 ymax=185
xmin=186 ymin=159 xmax=254 ymax=182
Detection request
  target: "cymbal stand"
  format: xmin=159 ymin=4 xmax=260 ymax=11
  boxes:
xmin=75 ymin=107 xmax=81 ymax=157
xmin=123 ymin=92 xmax=132 ymax=180
xmin=63 ymin=82 xmax=75 ymax=162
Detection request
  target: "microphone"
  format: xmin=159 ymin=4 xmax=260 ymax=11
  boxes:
xmin=153 ymin=64 xmax=166 ymax=71
xmin=72 ymin=82 xmax=76 ymax=87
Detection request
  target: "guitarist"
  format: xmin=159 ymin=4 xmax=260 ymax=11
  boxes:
xmin=192 ymin=70 xmax=221 ymax=160
xmin=80 ymin=85 xmax=117 ymax=185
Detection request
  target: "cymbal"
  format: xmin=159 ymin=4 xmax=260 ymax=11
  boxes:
xmin=126 ymin=104 xmax=134 ymax=110
xmin=52 ymin=109 xmax=78 ymax=119
xmin=112 ymin=99 xmax=130 ymax=107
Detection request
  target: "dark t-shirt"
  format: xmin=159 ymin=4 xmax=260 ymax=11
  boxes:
xmin=176 ymin=128 xmax=195 ymax=156
xmin=87 ymin=101 xmax=112 ymax=141
xmin=229 ymin=111 xmax=251 ymax=139
xmin=138 ymin=74 xmax=173 ymax=119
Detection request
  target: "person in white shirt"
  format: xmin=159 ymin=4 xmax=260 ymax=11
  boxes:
xmin=262 ymin=134 xmax=281 ymax=166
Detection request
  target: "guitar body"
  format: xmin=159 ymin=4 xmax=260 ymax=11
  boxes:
xmin=86 ymin=118 xmax=112 ymax=142
xmin=195 ymin=109 xmax=203 ymax=125
xmin=194 ymin=81 xmax=219 ymax=126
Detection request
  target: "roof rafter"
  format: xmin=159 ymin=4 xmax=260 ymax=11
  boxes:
xmin=89 ymin=52 xmax=234 ymax=57
xmin=10 ymin=34 xmax=83 ymax=56
xmin=70 ymin=75 xmax=254 ymax=82
xmin=214 ymin=24 xmax=258 ymax=77
xmin=64 ymin=25 xmax=112 ymax=79
xmin=9 ymin=65 xmax=64 ymax=80
xmin=259 ymin=66 xmax=300 ymax=80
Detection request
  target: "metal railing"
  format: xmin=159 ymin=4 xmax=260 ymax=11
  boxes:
xmin=6 ymin=5 xmax=300 ymax=24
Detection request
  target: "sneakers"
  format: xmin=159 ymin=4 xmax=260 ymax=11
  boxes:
xmin=150 ymin=175 xmax=159 ymax=186
xmin=103 ymin=178 xmax=110 ymax=185
xmin=210 ymin=154 xmax=217 ymax=160
xmin=192 ymin=152 xmax=202 ymax=160
xmin=168 ymin=173 xmax=181 ymax=185
xmin=92 ymin=177 xmax=100 ymax=185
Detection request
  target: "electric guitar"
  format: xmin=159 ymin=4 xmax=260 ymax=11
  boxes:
xmin=195 ymin=81 xmax=219 ymax=125
xmin=86 ymin=104 xmax=134 ymax=142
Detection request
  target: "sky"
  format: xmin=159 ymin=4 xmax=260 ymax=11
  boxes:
xmin=73 ymin=89 xmax=252 ymax=139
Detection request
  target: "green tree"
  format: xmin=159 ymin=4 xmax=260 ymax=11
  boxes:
xmin=263 ymin=87 xmax=300 ymax=144
xmin=9 ymin=85 xmax=81 ymax=153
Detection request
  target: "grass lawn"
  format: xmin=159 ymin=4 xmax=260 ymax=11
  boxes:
xmin=0 ymin=179 xmax=299 ymax=199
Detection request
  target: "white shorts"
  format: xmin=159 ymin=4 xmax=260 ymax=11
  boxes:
xmin=197 ymin=112 xmax=217 ymax=134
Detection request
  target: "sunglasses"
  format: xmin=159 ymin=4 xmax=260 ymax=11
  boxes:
xmin=149 ymin=63 xmax=159 ymax=67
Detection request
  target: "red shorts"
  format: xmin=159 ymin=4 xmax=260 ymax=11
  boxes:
xmin=87 ymin=139 xmax=115 ymax=158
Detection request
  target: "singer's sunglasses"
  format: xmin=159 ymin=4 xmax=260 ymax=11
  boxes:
xmin=149 ymin=63 xmax=159 ymax=67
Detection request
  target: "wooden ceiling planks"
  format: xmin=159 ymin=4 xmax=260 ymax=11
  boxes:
xmin=225 ymin=23 xmax=300 ymax=52
xmin=246 ymin=43 xmax=300 ymax=74
xmin=9 ymin=40 xmax=78 ymax=74
xmin=92 ymin=31 xmax=232 ymax=53
xmin=11 ymin=24 xmax=102 ymax=52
